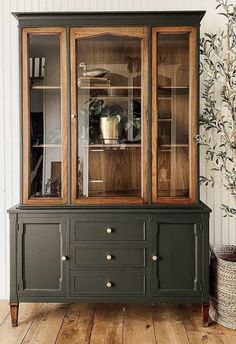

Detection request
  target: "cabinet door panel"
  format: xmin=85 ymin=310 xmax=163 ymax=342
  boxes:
xmin=71 ymin=27 xmax=148 ymax=205
xmin=22 ymin=28 xmax=68 ymax=205
xmin=152 ymin=27 xmax=197 ymax=204
xmin=17 ymin=218 xmax=67 ymax=297
xmin=152 ymin=220 xmax=202 ymax=296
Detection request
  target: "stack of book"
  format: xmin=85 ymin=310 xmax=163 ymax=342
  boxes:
xmin=78 ymin=76 xmax=110 ymax=87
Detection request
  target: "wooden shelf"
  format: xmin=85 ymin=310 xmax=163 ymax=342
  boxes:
xmin=159 ymin=144 xmax=189 ymax=148
xmin=94 ymin=96 xmax=142 ymax=99
xmin=31 ymin=86 xmax=61 ymax=90
xmin=32 ymin=144 xmax=61 ymax=148
xmin=83 ymin=144 xmax=141 ymax=148
xmin=158 ymin=86 xmax=189 ymax=90
xmin=78 ymin=86 xmax=142 ymax=90
xmin=158 ymin=144 xmax=189 ymax=152
xmin=158 ymin=118 xmax=172 ymax=122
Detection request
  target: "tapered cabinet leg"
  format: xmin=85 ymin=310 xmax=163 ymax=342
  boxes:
xmin=202 ymin=303 xmax=209 ymax=327
xmin=10 ymin=302 xmax=19 ymax=327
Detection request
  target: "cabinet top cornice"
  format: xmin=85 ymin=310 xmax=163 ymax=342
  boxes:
xmin=12 ymin=11 xmax=205 ymax=27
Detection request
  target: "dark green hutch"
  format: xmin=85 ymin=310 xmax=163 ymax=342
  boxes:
xmin=9 ymin=11 xmax=211 ymax=327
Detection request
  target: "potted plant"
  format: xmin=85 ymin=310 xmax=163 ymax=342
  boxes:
xmin=80 ymin=96 xmax=141 ymax=144
xmin=197 ymin=0 xmax=236 ymax=329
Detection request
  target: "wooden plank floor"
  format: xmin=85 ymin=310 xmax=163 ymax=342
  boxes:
xmin=0 ymin=302 xmax=235 ymax=344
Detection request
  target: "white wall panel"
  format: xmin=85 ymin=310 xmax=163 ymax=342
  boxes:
xmin=0 ymin=0 xmax=235 ymax=300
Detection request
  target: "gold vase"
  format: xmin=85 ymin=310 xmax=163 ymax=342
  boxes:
xmin=100 ymin=116 xmax=119 ymax=144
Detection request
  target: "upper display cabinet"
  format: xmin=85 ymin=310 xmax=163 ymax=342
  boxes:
xmin=17 ymin=12 xmax=203 ymax=206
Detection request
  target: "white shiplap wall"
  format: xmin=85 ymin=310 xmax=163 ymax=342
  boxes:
xmin=0 ymin=0 xmax=235 ymax=300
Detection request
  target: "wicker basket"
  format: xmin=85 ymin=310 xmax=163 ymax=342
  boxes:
xmin=209 ymin=245 xmax=236 ymax=329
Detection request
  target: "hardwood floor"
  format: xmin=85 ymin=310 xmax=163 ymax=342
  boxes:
xmin=0 ymin=302 xmax=235 ymax=344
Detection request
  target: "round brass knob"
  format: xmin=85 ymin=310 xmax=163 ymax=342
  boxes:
xmin=152 ymin=255 xmax=158 ymax=261
xmin=71 ymin=114 xmax=77 ymax=119
xmin=106 ymin=254 xmax=112 ymax=260
xmin=106 ymin=228 xmax=112 ymax=234
xmin=106 ymin=281 xmax=112 ymax=288
xmin=61 ymin=256 xmax=67 ymax=261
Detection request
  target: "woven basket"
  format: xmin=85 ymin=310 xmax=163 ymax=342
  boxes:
xmin=209 ymin=245 xmax=236 ymax=329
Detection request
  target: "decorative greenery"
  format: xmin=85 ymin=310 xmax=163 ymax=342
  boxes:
xmin=197 ymin=0 xmax=236 ymax=216
xmin=80 ymin=96 xmax=141 ymax=144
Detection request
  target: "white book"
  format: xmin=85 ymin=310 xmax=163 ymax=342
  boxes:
xmin=34 ymin=57 xmax=40 ymax=77
xmin=41 ymin=57 xmax=45 ymax=78
xmin=30 ymin=58 xmax=33 ymax=78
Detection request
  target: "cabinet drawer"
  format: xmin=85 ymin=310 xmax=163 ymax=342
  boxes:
xmin=71 ymin=219 xmax=145 ymax=241
xmin=70 ymin=272 xmax=145 ymax=294
xmin=71 ymin=246 xmax=146 ymax=268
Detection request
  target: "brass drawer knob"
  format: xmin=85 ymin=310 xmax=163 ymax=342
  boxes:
xmin=106 ymin=228 xmax=112 ymax=234
xmin=71 ymin=114 xmax=77 ymax=119
xmin=152 ymin=255 xmax=158 ymax=261
xmin=106 ymin=281 xmax=112 ymax=288
xmin=61 ymin=255 xmax=68 ymax=261
xmin=106 ymin=254 xmax=112 ymax=260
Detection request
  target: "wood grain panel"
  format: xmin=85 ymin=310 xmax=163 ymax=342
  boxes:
xmin=0 ymin=303 xmax=42 ymax=343
xmin=180 ymin=304 xmax=223 ymax=344
xmin=0 ymin=300 xmax=10 ymax=325
xmin=88 ymin=147 xmax=141 ymax=195
xmin=89 ymin=304 xmax=124 ymax=344
xmin=22 ymin=304 xmax=68 ymax=344
xmin=123 ymin=304 xmax=156 ymax=344
xmin=56 ymin=304 xmax=95 ymax=344
xmin=152 ymin=304 xmax=189 ymax=344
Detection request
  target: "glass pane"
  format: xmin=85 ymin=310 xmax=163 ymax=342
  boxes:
xmin=157 ymin=33 xmax=190 ymax=198
xmin=76 ymin=34 xmax=143 ymax=198
xmin=29 ymin=34 xmax=62 ymax=198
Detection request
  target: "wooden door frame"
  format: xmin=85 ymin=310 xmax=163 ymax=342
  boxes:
xmin=152 ymin=26 xmax=197 ymax=204
xmin=22 ymin=27 xmax=68 ymax=205
xmin=70 ymin=27 xmax=148 ymax=205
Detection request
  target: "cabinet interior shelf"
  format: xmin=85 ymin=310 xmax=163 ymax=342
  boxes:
xmin=32 ymin=144 xmax=61 ymax=148
xmin=158 ymin=118 xmax=172 ymax=121
xmin=83 ymin=144 xmax=141 ymax=148
xmin=31 ymin=86 xmax=61 ymax=90
xmin=158 ymin=86 xmax=189 ymax=90
xmin=158 ymin=144 xmax=189 ymax=152
xmin=78 ymin=86 xmax=142 ymax=90
xmin=94 ymin=96 xmax=141 ymax=99
xmin=159 ymin=144 xmax=189 ymax=147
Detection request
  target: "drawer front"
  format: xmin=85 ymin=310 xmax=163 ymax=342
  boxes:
xmin=70 ymin=272 xmax=145 ymax=294
xmin=71 ymin=246 xmax=146 ymax=268
xmin=71 ymin=219 xmax=146 ymax=241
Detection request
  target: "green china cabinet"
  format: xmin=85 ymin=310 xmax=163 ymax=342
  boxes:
xmin=9 ymin=11 xmax=211 ymax=327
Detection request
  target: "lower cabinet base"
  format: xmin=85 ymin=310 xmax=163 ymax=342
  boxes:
xmin=8 ymin=205 xmax=211 ymax=328
xmin=10 ymin=301 xmax=210 ymax=327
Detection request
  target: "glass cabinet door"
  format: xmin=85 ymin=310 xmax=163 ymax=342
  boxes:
xmin=152 ymin=27 xmax=197 ymax=203
xmin=71 ymin=28 xmax=148 ymax=204
xmin=22 ymin=28 xmax=68 ymax=204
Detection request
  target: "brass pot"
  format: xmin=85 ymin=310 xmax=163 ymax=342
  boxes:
xmin=100 ymin=116 xmax=119 ymax=144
